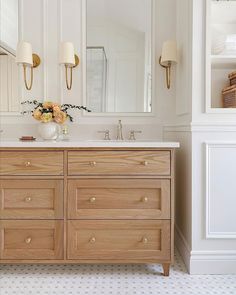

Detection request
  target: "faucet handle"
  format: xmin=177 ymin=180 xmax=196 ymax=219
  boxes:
xmin=129 ymin=130 xmax=142 ymax=141
xmin=97 ymin=130 xmax=111 ymax=140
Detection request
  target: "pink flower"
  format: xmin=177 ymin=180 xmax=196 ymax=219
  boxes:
xmin=54 ymin=111 xmax=67 ymax=124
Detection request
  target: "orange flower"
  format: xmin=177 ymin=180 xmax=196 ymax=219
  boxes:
xmin=33 ymin=109 xmax=42 ymax=121
xmin=54 ymin=111 xmax=67 ymax=124
xmin=43 ymin=101 xmax=53 ymax=109
xmin=53 ymin=105 xmax=61 ymax=113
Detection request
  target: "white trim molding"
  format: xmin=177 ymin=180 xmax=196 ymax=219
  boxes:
xmin=174 ymin=224 xmax=191 ymax=273
xmin=164 ymin=123 xmax=236 ymax=133
xmin=190 ymin=250 xmax=236 ymax=274
xmin=205 ymin=142 xmax=236 ymax=239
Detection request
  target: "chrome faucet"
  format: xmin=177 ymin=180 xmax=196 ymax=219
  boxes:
xmin=116 ymin=120 xmax=124 ymax=140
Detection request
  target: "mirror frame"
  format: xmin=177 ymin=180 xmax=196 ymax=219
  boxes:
xmin=82 ymin=0 xmax=156 ymax=117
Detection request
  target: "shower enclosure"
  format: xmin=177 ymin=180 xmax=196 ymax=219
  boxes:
xmin=86 ymin=46 xmax=107 ymax=112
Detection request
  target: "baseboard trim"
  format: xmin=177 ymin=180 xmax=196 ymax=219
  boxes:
xmin=190 ymin=251 xmax=236 ymax=274
xmin=174 ymin=225 xmax=191 ymax=273
xmin=175 ymin=225 xmax=236 ymax=274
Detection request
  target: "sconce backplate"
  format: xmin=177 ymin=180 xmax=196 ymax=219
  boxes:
xmin=32 ymin=54 xmax=41 ymax=68
xmin=74 ymin=54 xmax=80 ymax=68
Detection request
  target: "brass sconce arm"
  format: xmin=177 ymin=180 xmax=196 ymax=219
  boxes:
xmin=64 ymin=54 xmax=79 ymax=90
xmin=22 ymin=54 xmax=41 ymax=91
xmin=159 ymin=56 xmax=171 ymax=90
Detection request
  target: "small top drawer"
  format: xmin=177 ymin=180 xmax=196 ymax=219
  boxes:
xmin=68 ymin=150 xmax=171 ymax=176
xmin=0 ymin=151 xmax=64 ymax=176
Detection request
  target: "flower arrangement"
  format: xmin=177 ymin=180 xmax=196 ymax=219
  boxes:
xmin=21 ymin=100 xmax=91 ymax=124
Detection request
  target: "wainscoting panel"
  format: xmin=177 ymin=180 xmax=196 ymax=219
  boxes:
xmin=206 ymin=142 xmax=236 ymax=239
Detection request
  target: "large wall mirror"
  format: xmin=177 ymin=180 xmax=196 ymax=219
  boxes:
xmin=0 ymin=0 xmax=154 ymax=116
xmin=85 ymin=0 xmax=154 ymax=114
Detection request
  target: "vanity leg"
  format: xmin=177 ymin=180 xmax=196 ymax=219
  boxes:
xmin=162 ymin=263 xmax=170 ymax=276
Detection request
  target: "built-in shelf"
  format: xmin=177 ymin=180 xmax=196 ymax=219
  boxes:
xmin=205 ymin=0 xmax=236 ymax=112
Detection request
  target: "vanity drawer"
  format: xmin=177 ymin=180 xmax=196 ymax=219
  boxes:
xmin=67 ymin=220 xmax=170 ymax=260
xmin=0 ymin=220 xmax=63 ymax=260
xmin=68 ymin=150 xmax=171 ymax=176
xmin=0 ymin=151 xmax=64 ymax=175
xmin=0 ymin=180 xmax=63 ymax=219
xmin=68 ymin=179 xmax=170 ymax=219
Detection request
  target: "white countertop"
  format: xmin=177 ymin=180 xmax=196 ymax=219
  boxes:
xmin=0 ymin=140 xmax=180 ymax=148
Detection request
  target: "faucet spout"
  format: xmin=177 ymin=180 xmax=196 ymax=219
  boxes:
xmin=116 ymin=120 xmax=124 ymax=141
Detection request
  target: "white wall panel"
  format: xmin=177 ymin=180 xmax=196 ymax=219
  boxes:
xmin=206 ymin=142 xmax=236 ymax=238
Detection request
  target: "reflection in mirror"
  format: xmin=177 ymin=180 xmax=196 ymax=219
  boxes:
xmin=0 ymin=0 xmax=19 ymax=113
xmin=86 ymin=0 xmax=153 ymax=113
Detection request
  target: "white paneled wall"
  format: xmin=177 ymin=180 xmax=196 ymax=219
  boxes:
xmin=206 ymin=142 xmax=236 ymax=239
xmin=163 ymin=0 xmax=236 ymax=275
xmin=0 ymin=54 xmax=19 ymax=112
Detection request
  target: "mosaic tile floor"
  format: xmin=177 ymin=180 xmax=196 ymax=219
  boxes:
xmin=0 ymin=250 xmax=236 ymax=295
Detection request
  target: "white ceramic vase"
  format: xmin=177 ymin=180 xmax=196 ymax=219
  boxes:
xmin=38 ymin=122 xmax=59 ymax=141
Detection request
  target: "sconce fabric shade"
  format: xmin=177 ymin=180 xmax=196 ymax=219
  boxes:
xmin=160 ymin=40 xmax=178 ymax=66
xmin=59 ymin=42 xmax=75 ymax=67
xmin=16 ymin=41 xmax=33 ymax=66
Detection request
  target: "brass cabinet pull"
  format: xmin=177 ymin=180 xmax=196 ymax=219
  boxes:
xmin=142 ymin=237 xmax=148 ymax=244
xmin=141 ymin=161 xmax=148 ymax=166
xmin=25 ymin=161 xmax=32 ymax=167
xmin=25 ymin=197 xmax=32 ymax=202
xmin=89 ymin=197 xmax=96 ymax=203
xmin=90 ymin=237 xmax=96 ymax=243
xmin=141 ymin=197 xmax=148 ymax=203
xmin=89 ymin=161 xmax=97 ymax=167
xmin=25 ymin=237 xmax=32 ymax=244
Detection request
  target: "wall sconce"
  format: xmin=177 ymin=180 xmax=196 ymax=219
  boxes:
xmin=159 ymin=40 xmax=177 ymax=89
xmin=59 ymin=42 xmax=79 ymax=90
xmin=16 ymin=41 xmax=41 ymax=90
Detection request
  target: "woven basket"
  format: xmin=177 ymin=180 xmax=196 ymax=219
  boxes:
xmin=228 ymin=71 xmax=236 ymax=86
xmin=222 ymin=85 xmax=236 ymax=108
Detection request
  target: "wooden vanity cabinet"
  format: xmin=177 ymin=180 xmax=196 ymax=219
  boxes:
xmin=0 ymin=148 xmax=175 ymax=276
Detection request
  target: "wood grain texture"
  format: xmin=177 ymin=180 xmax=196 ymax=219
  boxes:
xmin=0 ymin=220 xmax=63 ymax=259
xmin=68 ymin=151 xmax=170 ymax=176
xmin=67 ymin=220 xmax=170 ymax=260
xmin=68 ymin=179 xmax=170 ymax=219
xmin=0 ymin=151 xmax=64 ymax=175
xmin=0 ymin=147 xmax=175 ymax=272
xmin=0 ymin=180 xmax=63 ymax=219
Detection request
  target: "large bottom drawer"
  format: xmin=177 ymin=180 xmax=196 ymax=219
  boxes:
xmin=0 ymin=220 xmax=63 ymax=260
xmin=67 ymin=220 xmax=170 ymax=260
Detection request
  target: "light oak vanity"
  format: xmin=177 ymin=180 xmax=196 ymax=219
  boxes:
xmin=0 ymin=142 xmax=178 ymax=276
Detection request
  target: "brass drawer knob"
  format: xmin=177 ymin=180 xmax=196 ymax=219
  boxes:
xmin=25 ymin=237 xmax=32 ymax=244
xmin=89 ymin=161 xmax=97 ymax=167
xmin=141 ymin=161 xmax=148 ymax=166
xmin=25 ymin=197 xmax=32 ymax=202
xmin=90 ymin=237 xmax=96 ymax=243
xmin=141 ymin=197 xmax=148 ymax=203
xmin=89 ymin=197 xmax=96 ymax=203
xmin=25 ymin=161 xmax=32 ymax=167
xmin=142 ymin=237 xmax=148 ymax=244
